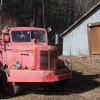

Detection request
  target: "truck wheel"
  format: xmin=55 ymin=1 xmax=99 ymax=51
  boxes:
xmin=1 ymin=71 xmax=21 ymax=96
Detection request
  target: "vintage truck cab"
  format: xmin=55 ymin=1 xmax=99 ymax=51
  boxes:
xmin=0 ymin=26 xmax=72 ymax=96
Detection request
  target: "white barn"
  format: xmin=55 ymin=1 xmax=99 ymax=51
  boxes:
xmin=60 ymin=2 xmax=100 ymax=57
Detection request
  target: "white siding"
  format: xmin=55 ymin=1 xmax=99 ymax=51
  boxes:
xmin=63 ymin=9 xmax=100 ymax=56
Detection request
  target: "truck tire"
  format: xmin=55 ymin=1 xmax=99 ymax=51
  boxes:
xmin=1 ymin=71 xmax=21 ymax=96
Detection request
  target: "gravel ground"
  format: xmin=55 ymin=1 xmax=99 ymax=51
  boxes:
xmin=0 ymin=56 xmax=100 ymax=100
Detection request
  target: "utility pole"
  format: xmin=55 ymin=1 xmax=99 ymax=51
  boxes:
xmin=42 ymin=0 xmax=45 ymax=28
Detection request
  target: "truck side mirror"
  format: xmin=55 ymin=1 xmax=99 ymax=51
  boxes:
xmin=3 ymin=34 xmax=10 ymax=43
xmin=55 ymin=33 xmax=59 ymax=45
xmin=47 ymin=27 xmax=52 ymax=32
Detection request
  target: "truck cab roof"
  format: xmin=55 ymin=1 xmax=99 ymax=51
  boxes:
xmin=2 ymin=27 xmax=47 ymax=33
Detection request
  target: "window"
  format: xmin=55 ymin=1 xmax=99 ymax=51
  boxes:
xmin=31 ymin=31 xmax=46 ymax=42
xmin=11 ymin=31 xmax=31 ymax=42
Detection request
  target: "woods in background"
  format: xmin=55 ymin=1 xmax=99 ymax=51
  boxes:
xmin=0 ymin=0 xmax=99 ymax=34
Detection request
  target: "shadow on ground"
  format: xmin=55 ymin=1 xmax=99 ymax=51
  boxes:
xmin=0 ymin=71 xmax=100 ymax=99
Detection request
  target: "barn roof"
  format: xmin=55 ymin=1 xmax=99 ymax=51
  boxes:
xmin=60 ymin=1 xmax=100 ymax=38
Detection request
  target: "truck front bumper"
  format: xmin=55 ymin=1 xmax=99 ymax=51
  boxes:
xmin=8 ymin=68 xmax=72 ymax=82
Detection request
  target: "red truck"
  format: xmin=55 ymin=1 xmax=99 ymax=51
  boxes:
xmin=0 ymin=26 xmax=72 ymax=96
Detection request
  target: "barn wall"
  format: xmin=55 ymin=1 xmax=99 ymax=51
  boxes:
xmin=63 ymin=9 xmax=100 ymax=56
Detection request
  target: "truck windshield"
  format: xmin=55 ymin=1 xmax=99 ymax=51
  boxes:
xmin=31 ymin=31 xmax=46 ymax=42
xmin=11 ymin=31 xmax=31 ymax=42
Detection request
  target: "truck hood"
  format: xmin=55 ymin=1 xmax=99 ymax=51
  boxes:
xmin=10 ymin=43 xmax=57 ymax=70
xmin=13 ymin=44 xmax=56 ymax=51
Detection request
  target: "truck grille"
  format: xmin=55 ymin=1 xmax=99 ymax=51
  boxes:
xmin=40 ymin=49 xmax=57 ymax=69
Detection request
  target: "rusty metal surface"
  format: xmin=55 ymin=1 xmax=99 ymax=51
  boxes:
xmin=40 ymin=49 xmax=57 ymax=70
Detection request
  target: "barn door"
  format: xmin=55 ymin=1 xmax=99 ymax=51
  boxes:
xmin=89 ymin=25 xmax=100 ymax=56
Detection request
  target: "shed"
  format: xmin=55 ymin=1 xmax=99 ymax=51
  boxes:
xmin=60 ymin=1 xmax=100 ymax=57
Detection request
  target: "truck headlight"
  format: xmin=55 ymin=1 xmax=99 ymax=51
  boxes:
xmin=14 ymin=61 xmax=21 ymax=69
xmin=64 ymin=60 xmax=69 ymax=67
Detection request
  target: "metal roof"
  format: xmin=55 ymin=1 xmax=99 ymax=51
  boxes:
xmin=60 ymin=1 xmax=100 ymax=38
